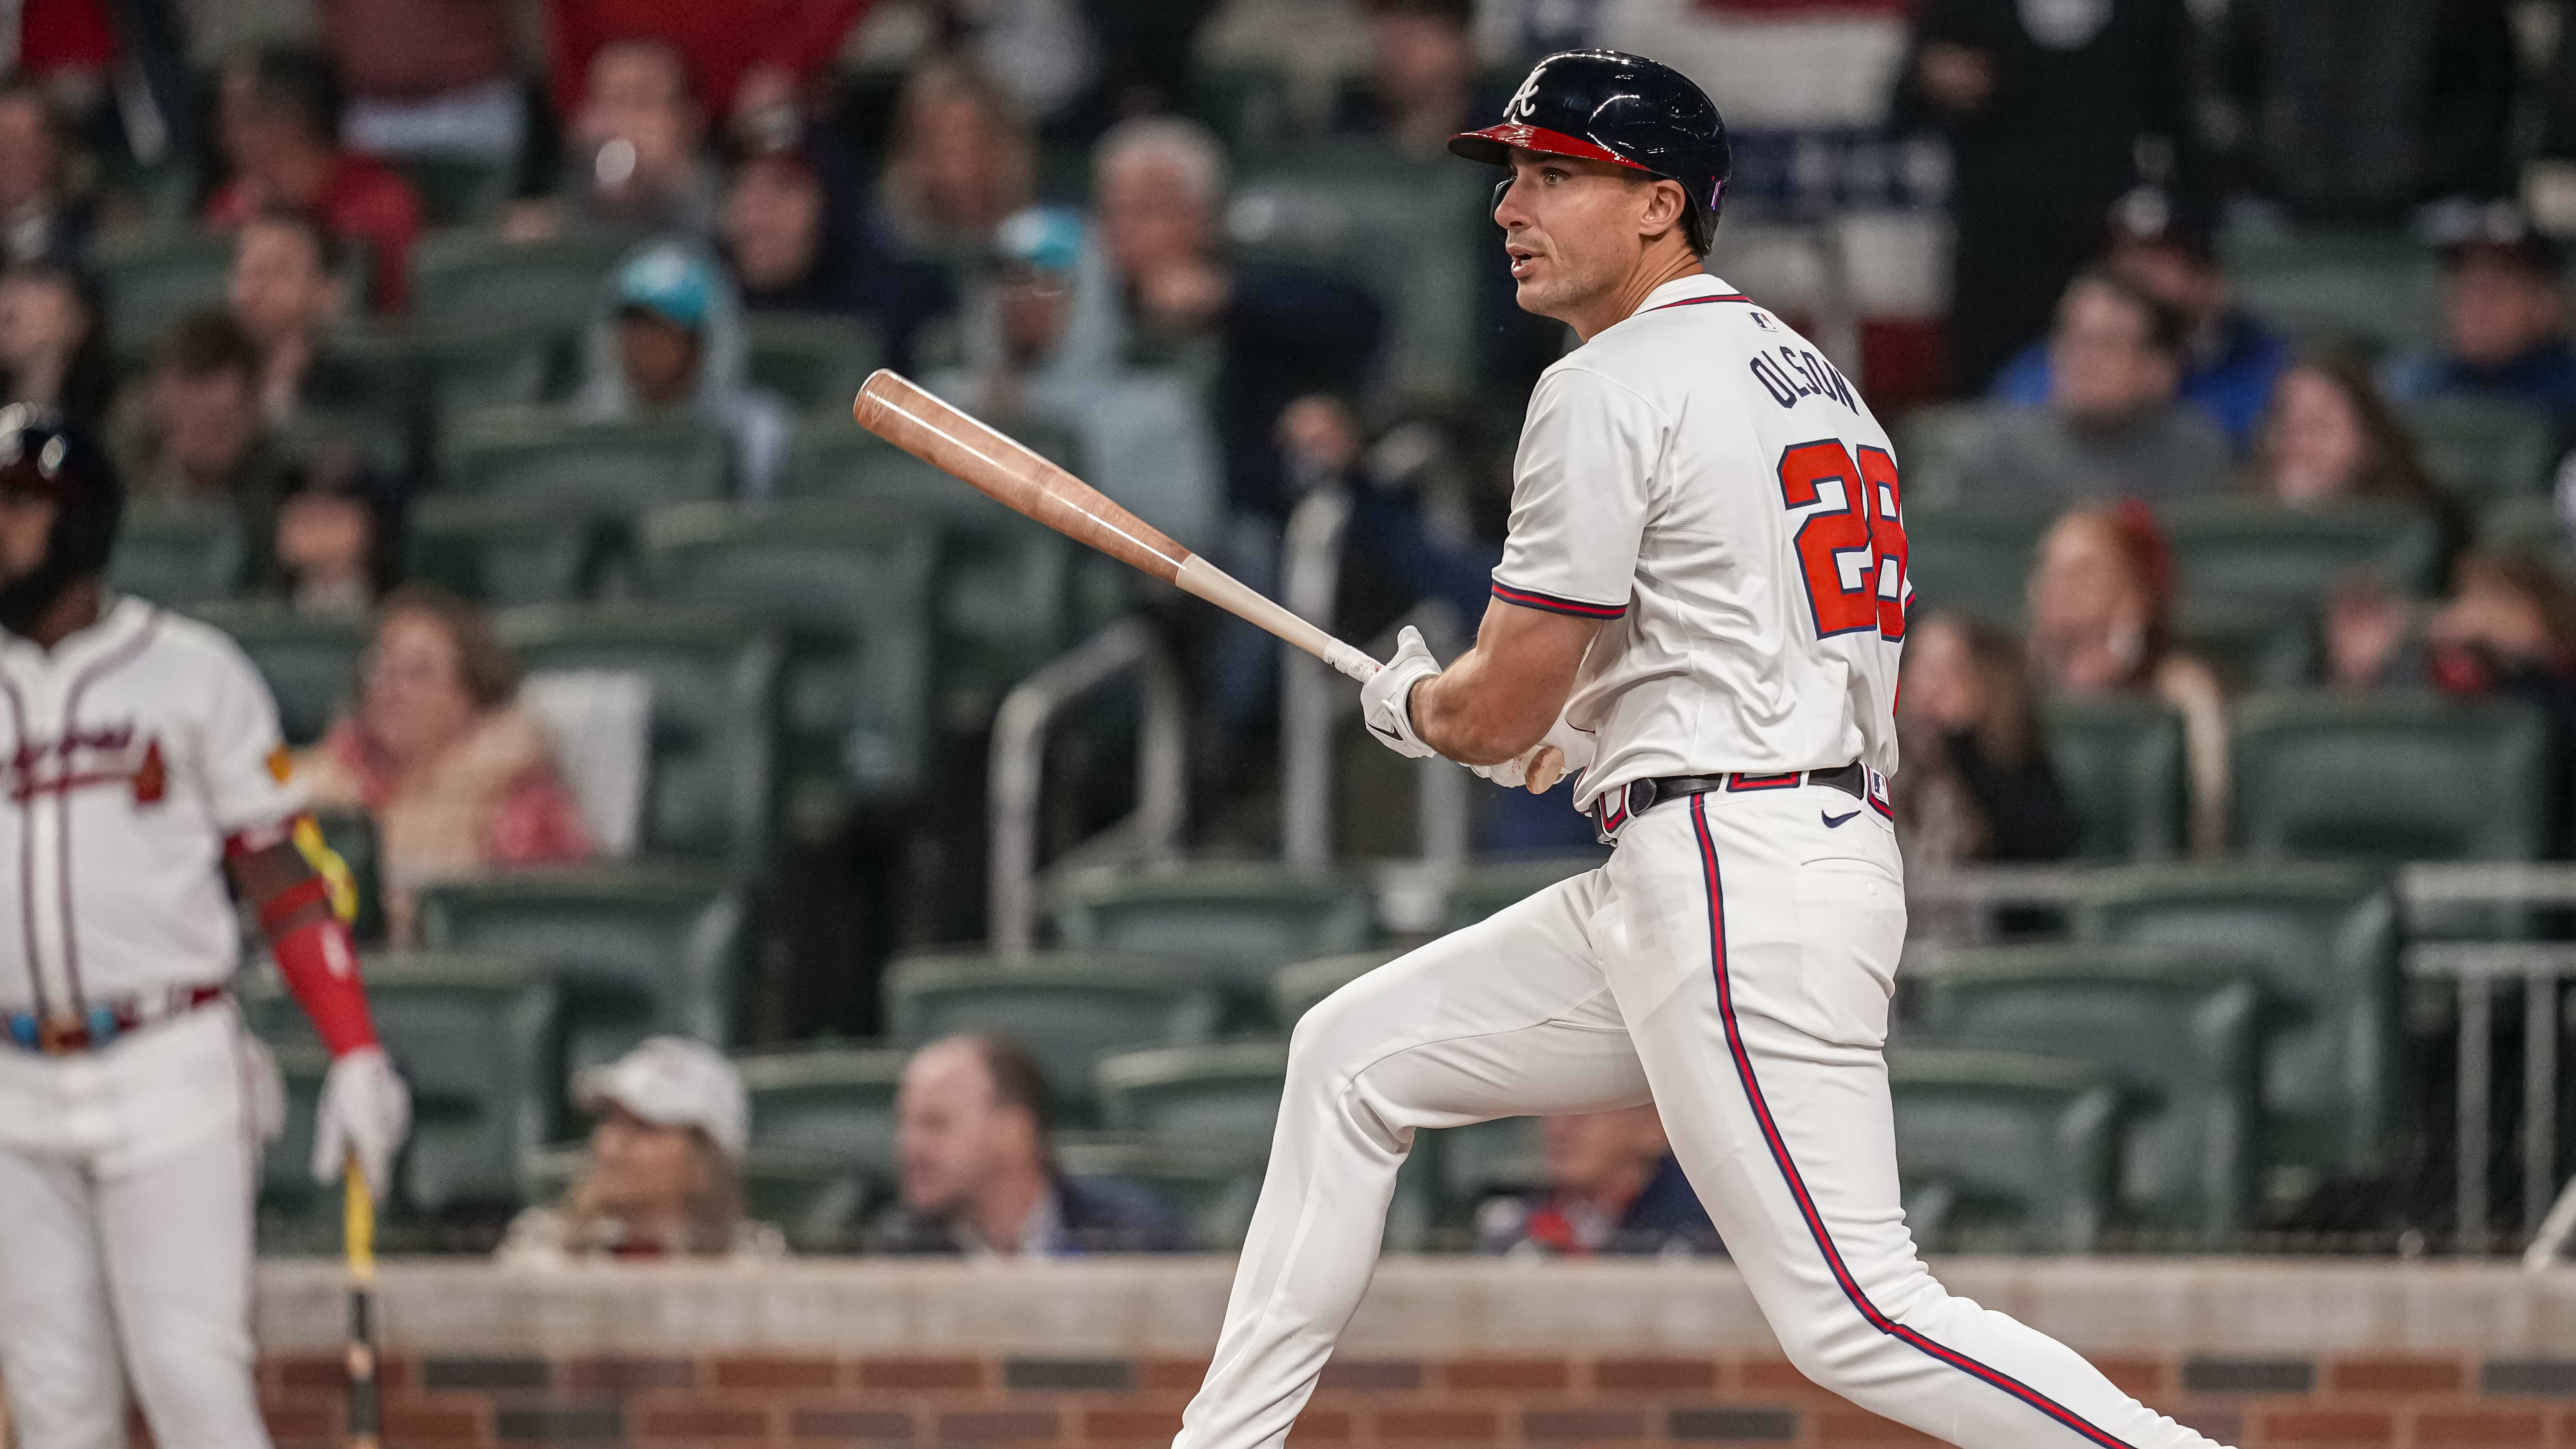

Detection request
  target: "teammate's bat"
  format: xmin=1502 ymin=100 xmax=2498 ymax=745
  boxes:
xmin=850 ymin=369 xmax=1567 ymax=792
xmin=343 ymin=1160 xmax=379 ymax=1449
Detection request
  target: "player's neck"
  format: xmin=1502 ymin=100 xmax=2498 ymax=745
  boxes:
xmin=14 ymin=576 xmax=102 ymax=651
xmin=1566 ymin=245 xmax=1706 ymax=342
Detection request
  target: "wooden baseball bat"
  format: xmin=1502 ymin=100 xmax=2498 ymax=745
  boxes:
xmin=343 ymin=1160 xmax=379 ymax=1449
xmin=853 ymin=369 xmax=1381 ymax=682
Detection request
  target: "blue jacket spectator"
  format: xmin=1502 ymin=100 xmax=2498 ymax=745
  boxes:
xmin=2385 ymin=212 xmax=2576 ymax=422
xmin=576 ymin=239 xmax=794 ymax=498
xmin=724 ymin=140 xmax=959 ymax=378
xmin=1989 ymin=187 xmax=2288 ymax=451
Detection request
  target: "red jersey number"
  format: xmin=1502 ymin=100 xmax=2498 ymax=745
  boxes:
xmin=1777 ymin=439 xmax=1908 ymax=643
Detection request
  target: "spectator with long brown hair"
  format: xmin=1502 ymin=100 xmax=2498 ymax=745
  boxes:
xmin=1894 ymin=609 xmax=2080 ymax=868
xmin=2025 ymin=502 xmax=2229 ymax=853
xmin=876 ymin=59 xmax=1034 ymax=260
xmin=2244 ymin=350 xmax=2450 ymax=524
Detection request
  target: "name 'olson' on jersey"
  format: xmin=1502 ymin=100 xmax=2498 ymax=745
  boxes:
xmin=1748 ymin=339 xmax=1858 ymax=413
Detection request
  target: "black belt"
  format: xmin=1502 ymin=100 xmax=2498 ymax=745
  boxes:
xmin=1589 ymin=762 xmax=1869 ymax=843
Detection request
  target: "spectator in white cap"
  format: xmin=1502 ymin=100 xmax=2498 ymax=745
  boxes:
xmin=496 ymin=1037 xmax=785 ymax=1266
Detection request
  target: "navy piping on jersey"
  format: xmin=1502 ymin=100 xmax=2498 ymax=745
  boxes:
xmin=1490 ymin=579 xmax=1629 ymax=620
xmin=1645 ymin=293 xmax=1751 ymax=312
xmin=0 ymin=674 xmax=41 ymax=1021
xmin=1687 ymin=793 xmax=2143 ymax=1449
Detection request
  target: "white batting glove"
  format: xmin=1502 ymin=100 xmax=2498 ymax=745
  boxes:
xmin=1357 ymin=625 xmax=1442 ymax=759
xmin=313 ymin=1044 xmax=411 ymax=1201
xmin=1479 ymin=715 xmax=1597 ymax=793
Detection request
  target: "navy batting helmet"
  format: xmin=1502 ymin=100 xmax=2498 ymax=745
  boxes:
xmin=1450 ymin=49 xmax=1731 ymax=253
xmin=0 ymin=406 xmax=122 ymax=637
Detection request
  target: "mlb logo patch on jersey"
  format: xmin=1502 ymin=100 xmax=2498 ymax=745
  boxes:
xmin=1746 ymin=309 xmax=1780 ymax=331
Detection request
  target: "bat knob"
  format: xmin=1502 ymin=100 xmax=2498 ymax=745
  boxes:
xmin=1524 ymin=746 xmax=1565 ymax=794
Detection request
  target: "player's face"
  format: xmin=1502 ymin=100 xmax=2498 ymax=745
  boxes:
xmin=1492 ymin=150 xmax=1665 ymax=320
xmin=0 ymin=485 xmax=54 ymax=586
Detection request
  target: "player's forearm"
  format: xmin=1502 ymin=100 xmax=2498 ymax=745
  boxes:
xmin=227 ymin=836 xmax=379 ymax=1056
xmin=1409 ymin=652 xmax=1556 ymax=765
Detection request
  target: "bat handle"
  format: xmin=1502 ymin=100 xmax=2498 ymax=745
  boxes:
xmin=1322 ymin=638 xmax=1381 ymax=683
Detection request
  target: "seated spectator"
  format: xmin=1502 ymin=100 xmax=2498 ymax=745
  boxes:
xmin=2333 ymin=549 xmax=2576 ymax=743
xmin=1331 ymin=0 xmax=1508 ymax=157
xmin=226 ymin=209 xmax=362 ymax=422
xmin=498 ymin=1037 xmax=785 ymax=1266
xmin=510 ymin=38 xmax=720 ymax=243
xmin=2385 ymin=209 xmax=2576 ymax=422
xmin=1989 ymin=188 xmax=2289 ymax=452
xmin=205 ymin=47 xmax=422 ymax=313
xmin=2025 ymin=503 xmax=2229 ymax=855
xmin=872 ymin=1034 xmax=1186 ymax=1255
xmin=1474 ymin=1106 xmax=1718 ymax=1257
xmin=324 ymin=0 xmax=521 ymax=162
xmin=0 ymin=259 xmax=111 ymax=428
xmin=721 ymin=142 xmax=956 ymax=376
xmin=574 ymin=240 xmax=791 ymax=498
xmin=1954 ymin=270 xmax=2232 ymax=512
xmin=931 ymin=205 xmax=1219 ymax=552
xmin=2247 ymin=351 xmax=2443 ymax=509
xmin=0 ymin=79 xmax=92 ymax=264
xmin=1893 ymin=610 xmax=2079 ymax=868
xmin=875 ymin=59 xmax=1035 ymax=261
xmin=1088 ymin=115 xmax=1384 ymax=523
xmin=300 ymin=583 xmax=594 ymax=943
xmin=546 ymin=0 xmax=871 ymax=139
xmin=112 ymin=309 xmax=295 ymax=559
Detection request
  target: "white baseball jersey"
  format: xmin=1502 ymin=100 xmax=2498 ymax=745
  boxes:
xmin=0 ymin=595 xmax=306 ymax=1014
xmin=1490 ymin=273 xmax=1909 ymax=809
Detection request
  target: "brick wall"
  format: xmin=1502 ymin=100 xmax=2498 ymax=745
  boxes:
xmin=243 ymin=1349 xmax=2576 ymax=1448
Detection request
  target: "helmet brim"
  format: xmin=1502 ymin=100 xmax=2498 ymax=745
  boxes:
xmin=1448 ymin=123 xmax=1659 ymax=175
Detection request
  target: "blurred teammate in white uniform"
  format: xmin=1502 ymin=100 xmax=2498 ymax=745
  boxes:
xmin=0 ymin=410 xmax=410 ymax=1449
xmin=1173 ymin=52 xmax=2231 ymax=1449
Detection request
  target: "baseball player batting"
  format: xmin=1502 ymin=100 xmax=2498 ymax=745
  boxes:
xmin=1172 ymin=51 xmax=2230 ymax=1449
xmin=0 ymin=410 xmax=410 ymax=1448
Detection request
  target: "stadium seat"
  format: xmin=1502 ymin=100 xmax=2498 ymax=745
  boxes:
xmin=1886 ymin=1046 xmax=2122 ymax=1253
xmin=1912 ymin=946 xmax=2262 ymax=1238
xmin=884 ymin=951 xmax=1224 ymax=1119
xmin=2162 ymin=498 xmax=2440 ymax=610
xmin=412 ymin=230 xmax=634 ymax=335
xmin=744 ymin=311 xmax=883 ymax=415
xmin=1440 ymin=855 xmax=1606 ymax=932
xmin=257 ymin=1042 xmax=335 ymax=1249
xmin=735 ymin=1043 xmax=912 ymax=1185
xmin=185 ymin=601 xmax=364 ymax=745
xmin=414 ymin=863 xmax=751 ymax=1066
xmin=336 ymin=319 xmax=560 ymax=418
xmin=113 ymin=501 xmax=246 ymax=606
xmin=1187 ymin=64 xmax=1292 ymax=157
xmin=2230 ymin=691 xmax=2550 ymax=863
xmin=446 ymin=409 xmax=735 ymax=511
xmin=1886 ymin=400 xmax=1997 ymax=511
xmin=495 ymin=603 xmax=783 ymax=871
xmin=518 ymin=1139 xmax=867 ymax=1251
xmin=1096 ymin=1040 xmax=1292 ymax=1151
xmin=2403 ymin=396 xmax=2559 ymax=505
xmin=95 ymin=229 xmax=233 ymax=359
xmin=635 ymin=500 xmax=939 ymax=809
xmin=2223 ymin=230 xmax=2441 ymax=350
xmin=1270 ymin=949 xmax=1404 ymax=1025
xmin=311 ymin=807 xmax=387 ymax=945
xmin=387 ymin=154 xmax=514 ymax=227
xmin=2042 ymin=698 xmax=2186 ymax=860
xmin=1430 ymin=1114 xmax=1547 ymax=1226
xmin=405 ymin=496 xmax=608 ymax=606
xmin=1054 ymin=1133 xmax=1264 ymax=1251
xmin=1053 ymin=864 xmax=1378 ymax=1002
xmin=1901 ymin=508 xmax=2048 ymax=626
xmin=248 ymin=950 xmax=567 ymax=1215
xmin=2172 ymin=595 xmax=2317 ymax=694
xmin=2074 ymin=861 xmax=2401 ymax=1196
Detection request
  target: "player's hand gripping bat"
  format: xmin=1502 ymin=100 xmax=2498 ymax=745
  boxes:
xmin=343 ymin=1158 xmax=380 ymax=1449
xmin=851 ymin=370 xmax=1568 ymax=791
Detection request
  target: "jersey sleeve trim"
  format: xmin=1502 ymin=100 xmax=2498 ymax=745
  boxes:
xmin=1491 ymin=578 xmax=1630 ymax=620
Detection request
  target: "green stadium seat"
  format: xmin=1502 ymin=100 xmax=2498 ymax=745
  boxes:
xmin=387 ymin=154 xmax=514 ymax=227
xmin=1430 ymin=1114 xmax=1546 ymax=1225
xmin=2042 ymin=698 xmax=2186 ymax=860
xmin=1053 ymin=864 xmax=1378 ymax=1001
xmin=636 ymin=501 xmax=938 ymax=809
xmin=1901 ymin=508 xmax=2048 ymax=627
xmin=113 ymin=501 xmax=246 ymax=606
xmin=518 ymin=1139 xmax=867 ymax=1251
xmin=2404 ymin=396 xmax=2559 ymax=505
xmin=1440 ymin=855 xmax=1605 ymax=932
xmin=412 ymin=230 xmax=633 ymax=335
xmin=415 ymin=863 xmax=750 ymax=1066
xmin=1096 ymin=1040 xmax=1290 ymax=1151
xmin=2171 ymin=595 xmax=2316 ymax=694
xmin=885 ymin=951 xmax=1223 ymax=1116
xmin=96 ymin=229 xmax=233 ymax=359
xmin=1886 ymin=1046 xmax=2121 ymax=1253
xmin=2230 ymin=691 xmax=2550 ymax=863
xmin=257 ymin=1041 xmax=336 ymax=1250
xmin=2162 ymin=498 xmax=2440 ymax=609
xmin=736 ymin=1043 xmax=911 ymax=1183
xmin=1054 ymin=1133 xmax=1263 ymax=1251
xmin=744 ymin=311 xmax=883 ymax=415
xmin=2074 ymin=861 xmax=2401 ymax=1198
xmin=1888 ymin=400 xmax=1998 ymax=511
xmin=248 ymin=950 xmax=567 ymax=1214
xmin=1270 ymin=949 xmax=1404 ymax=1025
xmin=446 ymin=409 xmax=735 ymax=511
xmin=495 ymin=603 xmax=783 ymax=871
xmin=1187 ymin=64 xmax=1291 ymax=157
xmin=310 ymin=807 xmax=387 ymax=945
xmin=2223 ymin=230 xmax=2441 ymax=350
xmin=405 ymin=496 xmax=606 ymax=605
xmin=185 ymin=602 xmax=364 ymax=745
xmin=1912 ymin=946 xmax=2262 ymax=1237
xmin=336 ymin=319 xmax=560 ymax=417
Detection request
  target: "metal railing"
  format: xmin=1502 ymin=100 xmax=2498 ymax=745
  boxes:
xmin=986 ymin=618 xmax=1186 ymax=957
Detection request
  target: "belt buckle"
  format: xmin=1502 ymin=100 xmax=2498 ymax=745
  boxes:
xmin=36 ymin=1014 xmax=87 ymax=1054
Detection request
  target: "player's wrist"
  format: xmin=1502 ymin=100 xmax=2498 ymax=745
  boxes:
xmin=273 ymin=914 xmax=379 ymax=1056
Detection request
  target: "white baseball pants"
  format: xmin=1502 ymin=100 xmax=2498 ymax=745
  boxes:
xmin=1176 ymin=784 xmax=2228 ymax=1449
xmin=0 ymin=1003 xmax=275 ymax=1449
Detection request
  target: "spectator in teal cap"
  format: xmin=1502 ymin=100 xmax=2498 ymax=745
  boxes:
xmin=576 ymin=239 xmax=792 ymax=497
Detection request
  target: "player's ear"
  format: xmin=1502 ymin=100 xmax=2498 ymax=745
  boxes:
xmin=1639 ymin=178 xmax=1688 ymax=243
